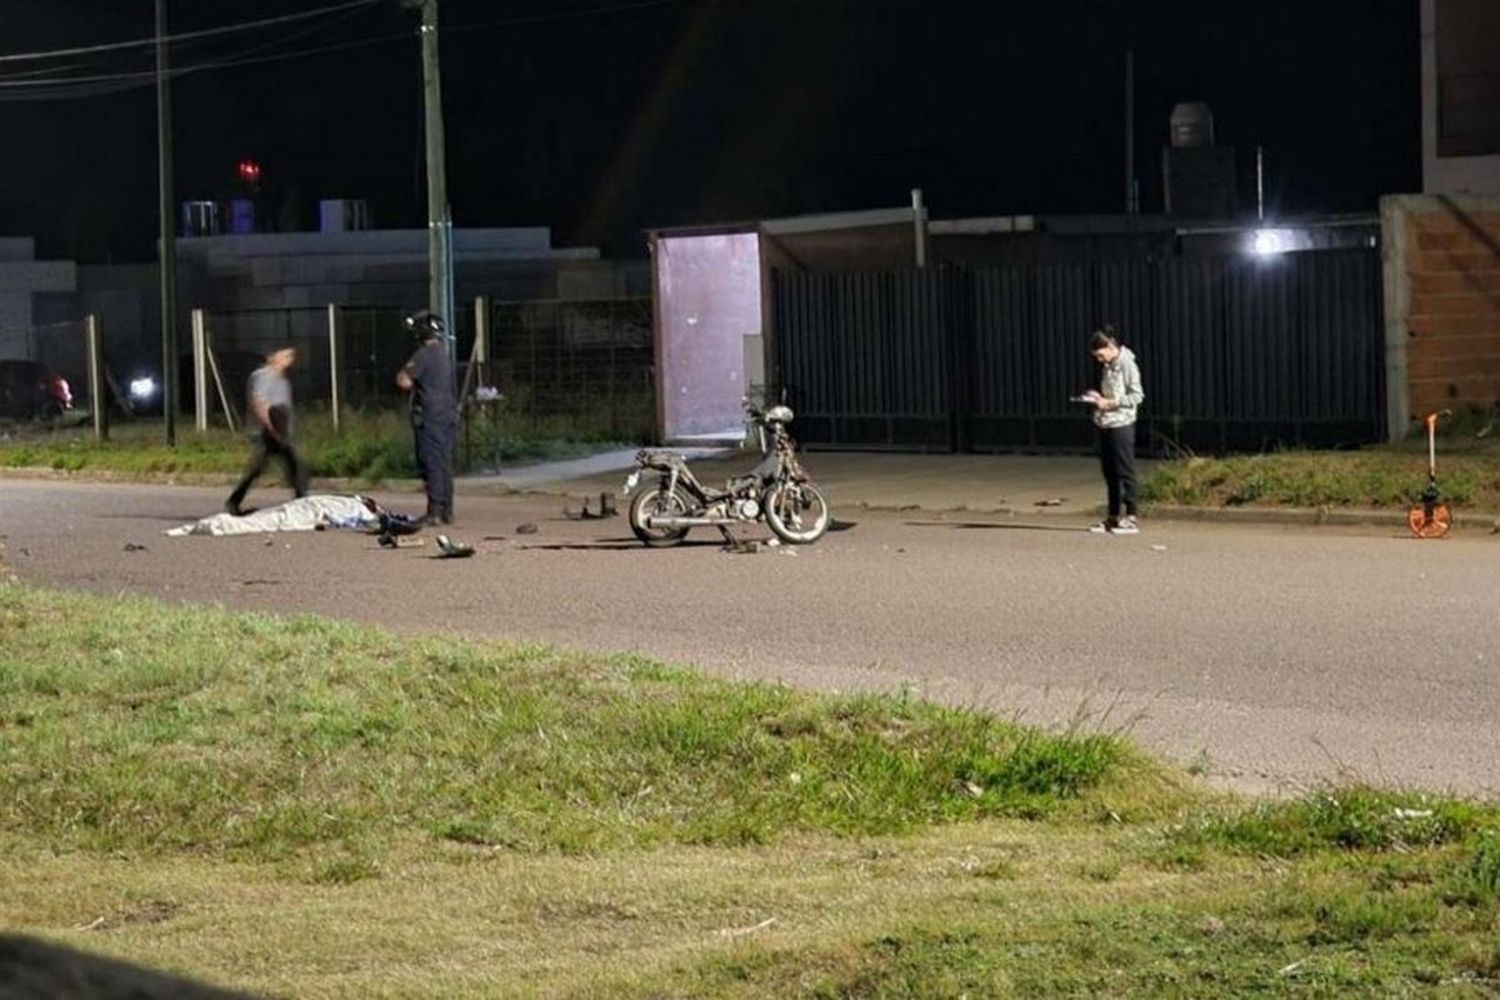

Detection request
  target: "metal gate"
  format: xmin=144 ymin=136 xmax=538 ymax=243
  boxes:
xmin=773 ymin=249 xmax=1385 ymax=454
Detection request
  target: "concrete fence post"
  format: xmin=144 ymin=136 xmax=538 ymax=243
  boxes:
xmin=327 ymin=303 xmax=341 ymax=432
xmin=191 ymin=308 xmax=209 ymax=433
xmin=85 ymin=313 xmax=108 ymax=442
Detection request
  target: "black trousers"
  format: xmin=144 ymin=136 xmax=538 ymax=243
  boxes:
xmin=1098 ymin=425 xmax=1138 ymax=519
xmin=414 ymin=417 xmax=456 ymax=516
xmin=228 ymin=431 xmax=308 ymax=509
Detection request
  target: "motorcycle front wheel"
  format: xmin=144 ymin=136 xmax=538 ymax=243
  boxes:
xmin=629 ymin=485 xmax=692 ymax=547
xmin=764 ymin=482 xmax=830 ymax=544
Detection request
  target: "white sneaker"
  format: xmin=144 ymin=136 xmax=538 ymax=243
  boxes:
xmin=1112 ymin=516 xmax=1140 ymax=535
xmin=1089 ymin=519 xmax=1116 ymax=534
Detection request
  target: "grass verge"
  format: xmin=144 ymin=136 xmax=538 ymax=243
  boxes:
xmin=2 ymin=583 xmax=1498 ymax=997
xmin=1143 ymin=435 xmax=1500 ymax=512
xmin=0 ymin=408 xmax=632 ymax=483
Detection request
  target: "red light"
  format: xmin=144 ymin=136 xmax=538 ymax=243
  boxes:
xmin=237 ymin=160 xmax=262 ymax=183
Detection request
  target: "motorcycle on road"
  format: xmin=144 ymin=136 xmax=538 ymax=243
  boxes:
xmin=622 ymin=402 xmax=831 ymax=547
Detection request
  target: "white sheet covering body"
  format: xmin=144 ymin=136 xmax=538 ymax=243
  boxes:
xmin=166 ymin=495 xmax=381 ymax=537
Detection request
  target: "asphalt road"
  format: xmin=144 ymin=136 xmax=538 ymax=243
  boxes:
xmin=3 ymin=478 xmax=1498 ymax=795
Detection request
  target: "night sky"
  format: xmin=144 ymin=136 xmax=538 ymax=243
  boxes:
xmin=0 ymin=0 xmax=1419 ymax=263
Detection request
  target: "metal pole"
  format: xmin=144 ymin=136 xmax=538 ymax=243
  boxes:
xmin=911 ymin=187 xmax=927 ymax=268
xmin=327 ymin=302 xmax=341 ymax=432
xmin=191 ymin=308 xmax=208 ymax=432
xmin=1125 ymin=49 xmax=1136 ymax=214
xmin=1256 ymin=145 xmax=1266 ymax=222
xmin=473 ymin=294 xmax=489 ymax=367
xmin=443 ymin=204 xmax=456 ymax=370
xmin=85 ymin=314 xmax=107 ymax=442
xmin=412 ymin=0 xmax=452 ymax=327
xmin=207 ymin=341 xmax=236 ymax=433
xmin=156 ymin=0 xmax=178 ymax=446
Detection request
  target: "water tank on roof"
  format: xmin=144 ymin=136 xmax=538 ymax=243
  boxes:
xmin=319 ymin=199 xmax=373 ymax=233
xmin=181 ymin=201 xmax=224 ymax=237
xmin=1169 ymin=102 xmax=1215 ymax=148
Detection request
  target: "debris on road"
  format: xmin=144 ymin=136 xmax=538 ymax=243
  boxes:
xmin=123 ymin=542 xmax=148 ymax=553
xmin=435 ymin=534 xmax=475 ymax=559
xmin=516 ymin=523 xmax=540 ymax=535
xmin=378 ymin=535 xmax=425 ymax=550
xmin=563 ymin=493 xmax=618 ymax=520
xmin=1151 ymin=544 xmax=1168 ymax=552
xmin=1034 ymin=497 xmax=1067 ymax=507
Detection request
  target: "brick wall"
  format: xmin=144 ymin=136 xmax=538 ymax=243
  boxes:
xmin=1382 ymin=194 xmax=1500 ymax=436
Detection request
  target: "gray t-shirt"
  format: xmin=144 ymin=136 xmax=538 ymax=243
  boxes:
xmin=247 ymin=365 xmax=293 ymax=438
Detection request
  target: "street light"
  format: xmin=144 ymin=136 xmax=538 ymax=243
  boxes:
xmin=1251 ymin=229 xmax=1289 ymax=256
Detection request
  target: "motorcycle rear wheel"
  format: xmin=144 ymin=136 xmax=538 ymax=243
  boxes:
xmin=765 ymin=482 xmax=830 ymax=544
xmin=629 ymin=486 xmax=692 ymax=547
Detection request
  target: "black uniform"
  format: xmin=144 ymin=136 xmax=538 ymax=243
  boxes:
xmin=403 ymin=340 xmax=457 ymax=521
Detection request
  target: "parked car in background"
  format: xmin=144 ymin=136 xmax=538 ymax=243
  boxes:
xmin=120 ymin=350 xmax=262 ymax=417
xmin=0 ymin=360 xmax=73 ymax=421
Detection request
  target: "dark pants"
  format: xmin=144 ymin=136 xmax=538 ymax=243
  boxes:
xmin=414 ymin=417 xmax=455 ymax=517
xmin=227 ymin=432 xmax=307 ymax=511
xmin=1099 ymin=425 xmax=1138 ymax=519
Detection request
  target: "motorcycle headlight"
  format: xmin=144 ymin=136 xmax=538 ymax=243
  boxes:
xmin=129 ymin=376 xmax=158 ymax=400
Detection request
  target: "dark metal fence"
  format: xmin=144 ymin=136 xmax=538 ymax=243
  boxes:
xmin=773 ymin=249 xmax=1385 ymax=454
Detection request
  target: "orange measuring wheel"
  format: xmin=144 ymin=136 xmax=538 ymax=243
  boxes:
xmin=1408 ymin=502 xmax=1452 ymax=539
xmin=1408 ymin=411 xmax=1453 ymax=539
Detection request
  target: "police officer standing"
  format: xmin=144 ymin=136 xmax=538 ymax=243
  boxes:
xmin=396 ymin=311 xmax=457 ymax=525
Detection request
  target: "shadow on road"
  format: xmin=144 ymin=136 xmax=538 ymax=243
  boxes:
xmin=98 ymin=512 xmax=212 ymax=523
xmin=904 ymin=520 xmax=1091 ymax=533
xmin=518 ymin=538 xmax=722 ymax=551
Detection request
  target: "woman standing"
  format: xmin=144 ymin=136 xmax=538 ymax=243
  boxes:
xmin=1081 ymin=325 xmax=1144 ymax=535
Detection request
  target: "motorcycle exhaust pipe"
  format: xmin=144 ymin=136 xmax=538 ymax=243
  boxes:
xmin=645 ymin=516 xmax=731 ymax=528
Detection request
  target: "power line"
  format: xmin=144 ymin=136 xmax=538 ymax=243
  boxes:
xmin=0 ymin=0 xmax=382 ymax=65
xmin=0 ymin=0 xmax=693 ymax=93
xmin=0 ymin=2 xmax=383 ymax=90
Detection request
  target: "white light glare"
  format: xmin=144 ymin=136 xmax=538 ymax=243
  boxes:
xmin=129 ymin=377 xmax=157 ymax=399
xmin=1251 ymin=229 xmax=1288 ymax=255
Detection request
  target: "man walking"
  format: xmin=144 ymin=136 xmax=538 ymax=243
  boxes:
xmin=396 ymin=311 xmax=457 ymax=524
xmin=226 ymin=346 xmax=308 ymax=516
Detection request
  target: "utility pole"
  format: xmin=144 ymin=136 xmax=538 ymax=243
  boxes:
xmin=1124 ymin=49 xmax=1137 ymax=215
xmin=407 ymin=0 xmax=453 ymax=342
xmin=156 ymin=0 xmax=178 ymax=445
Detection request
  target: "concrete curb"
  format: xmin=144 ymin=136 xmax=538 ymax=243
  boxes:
xmin=1146 ymin=503 xmax=1498 ymax=533
xmin=3 ymin=466 xmax=1497 ymax=532
xmin=0 ymin=466 xmax=427 ymax=494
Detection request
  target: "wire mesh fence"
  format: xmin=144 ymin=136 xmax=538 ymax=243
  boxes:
xmin=486 ymin=297 xmax=654 ymax=442
xmin=3 ymin=296 xmax=660 ymax=448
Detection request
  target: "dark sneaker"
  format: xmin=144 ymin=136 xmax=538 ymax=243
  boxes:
xmin=1112 ymin=515 xmax=1140 ymax=535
